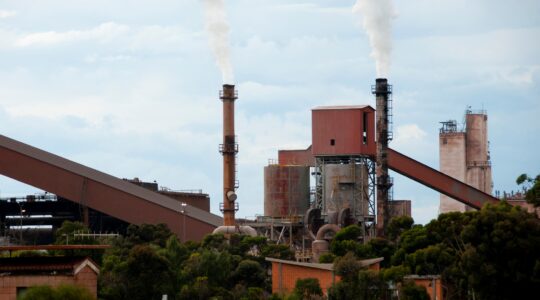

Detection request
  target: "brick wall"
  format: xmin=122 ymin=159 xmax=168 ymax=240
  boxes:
xmin=271 ymin=262 xmax=340 ymax=296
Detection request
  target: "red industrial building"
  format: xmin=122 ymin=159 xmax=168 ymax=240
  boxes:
xmin=266 ymin=257 xmax=383 ymax=296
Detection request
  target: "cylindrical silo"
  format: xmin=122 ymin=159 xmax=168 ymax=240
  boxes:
xmin=264 ymin=165 xmax=310 ymax=217
xmin=323 ymin=163 xmax=369 ymax=220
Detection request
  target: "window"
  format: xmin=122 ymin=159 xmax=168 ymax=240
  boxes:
xmin=363 ymin=112 xmax=368 ymax=144
xmin=330 ymin=139 xmax=335 ymax=146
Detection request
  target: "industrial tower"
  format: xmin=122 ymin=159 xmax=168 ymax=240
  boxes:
xmin=439 ymin=109 xmax=492 ymax=213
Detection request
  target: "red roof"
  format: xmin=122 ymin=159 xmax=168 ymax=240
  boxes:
xmin=0 ymin=256 xmax=99 ymax=275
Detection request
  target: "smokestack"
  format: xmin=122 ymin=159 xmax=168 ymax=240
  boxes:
xmin=373 ymin=78 xmax=392 ymax=236
xmin=219 ymin=84 xmax=238 ymax=226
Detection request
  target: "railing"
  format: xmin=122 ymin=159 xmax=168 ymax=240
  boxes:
xmin=219 ymin=201 xmax=239 ymax=212
xmin=467 ymin=161 xmax=491 ymax=168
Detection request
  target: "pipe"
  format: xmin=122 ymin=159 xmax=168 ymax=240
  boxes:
xmin=219 ymin=84 xmax=238 ymax=226
xmin=315 ymin=223 xmax=340 ymax=240
xmin=212 ymin=225 xmax=257 ymax=237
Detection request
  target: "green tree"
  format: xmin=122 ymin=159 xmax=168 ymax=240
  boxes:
xmin=387 ymin=216 xmax=414 ymax=242
xmin=516 ymin=173 xmax=540 ymax=207
xmin=459 ymin=202 xmax=540 ymax=299
xmin=400 ymin=281 xmax=429 ymax=300
xmin=100 ymin=244 xmax=174 ymax=300
xmin=53 ymin=221 xmax=104 ymax=262
xmin=318 ymin=252 xmax=336 ymax=263
xmin=292 ymin=278 xmax=323 ymax=300
xmin=233 ymin=259 xmax=266 ymax=288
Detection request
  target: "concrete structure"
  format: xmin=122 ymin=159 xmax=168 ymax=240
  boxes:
xmin=505 ymin=192 xmax=540 ymax=218
xmin=266 ymin=257 xmax=383 ymax=296
xmin=388 ymin=200 xmax=412 ymax=218
xmin=439 ymin=111 xmax=492 ymax=213
xmin=323 ymin=164 xmax=370 ymax=219
xmin=0 ymin=256 xmax=99 ymax=299
xmin=264 ymin=165 xmax=310 ymax=217
xmin=404 ymin=275 xmax=443 ymax=300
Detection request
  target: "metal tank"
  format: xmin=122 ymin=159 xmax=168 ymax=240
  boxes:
xmin=264 ymin=165 xmax=310 ymax=217
xmin=323 ymin=163 xmax=369 ymax=220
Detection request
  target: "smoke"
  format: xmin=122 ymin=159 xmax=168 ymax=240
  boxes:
xmin=353 ymin=0 xmax=396 ymax=78
xmin=202 ymin=0 xmax=234 ymax=84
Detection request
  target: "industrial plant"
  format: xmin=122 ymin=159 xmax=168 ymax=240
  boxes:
xmin=0 ymin=78 xmax=504 ymax=264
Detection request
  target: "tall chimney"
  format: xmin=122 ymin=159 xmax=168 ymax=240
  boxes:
xmin=373 ymin=78 xmax=392 ymax=236
xmin=219 ymin=84 xmax=238 ymax=226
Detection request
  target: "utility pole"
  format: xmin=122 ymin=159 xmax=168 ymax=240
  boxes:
xmin=180 ymin=202 xmax=187 ymax=242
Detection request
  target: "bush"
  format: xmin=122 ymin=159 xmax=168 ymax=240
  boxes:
xmin=400 ymin=281 xmax=429 ymax=300
xmin=318 ymin=253 xmax=336 ymax=263
xmin=21 ymin=284 xmax=94 ymax=300
xmin=292 ymin=278 xmax=323 ymax=299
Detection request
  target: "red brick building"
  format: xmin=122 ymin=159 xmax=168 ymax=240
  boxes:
xmin=0 ymin=256 xmax=99 ymax=299
xmin=266 ymin=257 xmax=383 ymax=296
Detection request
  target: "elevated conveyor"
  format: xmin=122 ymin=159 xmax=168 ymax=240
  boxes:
xmin=0 ymin=134 xmax=222 ymax=241
xmin=387 ymin=148 xmax=499 ymax=209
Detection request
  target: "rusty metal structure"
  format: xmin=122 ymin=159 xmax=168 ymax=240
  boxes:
xmin=262 ymin=78 xmax=499 ymax=251
xmin=218 ymin=84 xmax=239 ymax=226
xmin=374 ymin=78 xmax=392 ymax=236
xmin=264 ymin=164 xmax=310 ymax=218
xmin=0 ymin=134 xmax=222 ymax=242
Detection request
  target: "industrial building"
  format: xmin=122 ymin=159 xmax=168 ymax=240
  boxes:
xmin=0 ymin=256 xmax=99 ymax=299
xmin=0 ymin=134 xmax=222 ymax=243
xmin=0 ymin=179 xmax=210 ymax=245
xmin=240 ymin=79 xmax=499 ymax=261
xmin=0 ymin=80 xmax=502 ymax=260
xmin=439 ymin=109 xmax=492 ymax=213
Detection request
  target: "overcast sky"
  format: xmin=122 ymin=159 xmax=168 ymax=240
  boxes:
xmin=0 ymin=0 xmax=538 ymax=224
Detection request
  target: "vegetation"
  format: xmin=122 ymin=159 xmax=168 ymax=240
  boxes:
xmin=516 ymin=173 xmax=540 ymax=206
xmin=96 ymin=223 xmax=293 ymax=299
xmin=327 ymin=202 xmax=540 ymax=300
xmin=290 ymin=278 xmax=323 ymax=300
xmin=20 ymin=284 xmax=95 ymax=300
xmin=20 ymin=199 xmax=540 ymax=299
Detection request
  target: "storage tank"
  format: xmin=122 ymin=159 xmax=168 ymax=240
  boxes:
xmin=264 ymin=165 xmax=310 ymax=217
xmin=323 ymin=164 xmax=369 ymax=219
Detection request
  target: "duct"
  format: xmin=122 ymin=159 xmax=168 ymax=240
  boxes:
xmin=212 ymin=225 xmax=257 ymax=237
xmin=304 ymin=208 xmax=321 ymax=240
xmin=311 ymin=224 xmax=341 ymax=262
xmin=337 ymin=208 xmax=351 ymax=227
xmin=311 ymin=239 xmax=329 ymax=263
xmin=315 ymin=223 xmax=340 ymax=240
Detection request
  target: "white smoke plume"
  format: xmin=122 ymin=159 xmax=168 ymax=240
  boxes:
xmin=202 ymin=0 xmax=234 ymax=84
xmin=353 ymin=0 xmax=396 ymax=78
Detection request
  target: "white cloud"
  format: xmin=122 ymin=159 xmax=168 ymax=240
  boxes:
xmin=15 ymin=22 xmax=130 ymax=47
xmin=484 ymin=65 xmax=540 ymax=86
xmin=0 ymin=10 xmax=16 ymax=18
xmin=393 ymin=123 xmax=427 ymax=144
